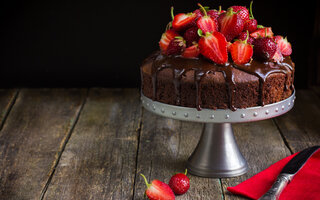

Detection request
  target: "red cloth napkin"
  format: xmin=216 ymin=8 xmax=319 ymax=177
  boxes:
xmin=227 ymin=149 xmax=320 ymax=200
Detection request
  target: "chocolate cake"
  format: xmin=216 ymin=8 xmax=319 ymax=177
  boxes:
xmin=140 ymin=3 xmax=295 ymax=111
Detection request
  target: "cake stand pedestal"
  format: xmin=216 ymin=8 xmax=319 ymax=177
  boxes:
xmin=141 ymin=91 xmax=295 ymax=178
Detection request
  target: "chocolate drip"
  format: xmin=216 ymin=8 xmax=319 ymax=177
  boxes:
xmin=149 ymin=52 xmax=294 ymax=110
xmin=221 ymin=64 xmax=236 ymax=111
xmin=172 ymin=68 xmax=185 ymax=105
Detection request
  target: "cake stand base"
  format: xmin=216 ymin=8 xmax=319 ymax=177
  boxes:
xmin=187 ymin=123 xmax=248 ymax=178
xmin=141 ymin=91 xmax=295 ymax=178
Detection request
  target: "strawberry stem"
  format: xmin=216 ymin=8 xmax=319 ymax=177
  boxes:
xmin=184 ymin=169 xmax=188 ymax=175
xmin=197 ymin=29 xmax=204 ymax=37
xmin=265 ymin=28 xmax=267 ymax=37
xmin=244 ymin=30 xmax=249 ymax=43
xmin=249 ymin=1 xmax=254 ymax=19
xmin=198 ymin=3 xmax=207 ymax=16
xmin=170 ymin=6 xmax=174 ymax=21
xmin=140 ymin=174 xmax=151 ymax=188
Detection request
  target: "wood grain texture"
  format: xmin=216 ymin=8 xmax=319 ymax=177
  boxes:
xmin=0 ymin=88 xmax=87 ymax=200
xmin=274 ymin=89 xmax=320 ymax=152
xmin=133 ymin=110 xmax=223 ymax=200
xmin=222 ymin=120 xmax=291 ymax=200
xmin=43 ymin=88 xmax=142 ymax=200
xmin=0 ymin=89 xmax=18 ymax=129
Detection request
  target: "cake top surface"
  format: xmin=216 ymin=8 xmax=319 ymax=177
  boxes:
xmin=158 ymin=1 xmax=293 ymax=66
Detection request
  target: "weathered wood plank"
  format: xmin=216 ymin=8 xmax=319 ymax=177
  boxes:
xmin=0 ymin=88 xmax=87 ymax=200
xmin=0 ymin=89 xmax=18 ymax=129
xmin=274 ymin=89 xmax=320 ymax=152
xmin=43 ymin=88 xmax=142 ymax=200
xmin=133 ymin=110 xmax=223 ymax=200
xmin=222 ymin=120 xmax=291 ymax=200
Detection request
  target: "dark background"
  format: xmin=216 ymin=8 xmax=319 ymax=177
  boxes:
xmin=0 ymin=0 xmax=319 ymax=88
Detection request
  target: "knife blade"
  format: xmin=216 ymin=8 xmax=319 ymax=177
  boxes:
xmin=259 ymin=145 xmax=320 ymax=200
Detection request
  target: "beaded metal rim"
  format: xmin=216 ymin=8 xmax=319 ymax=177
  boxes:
xmin=141 ymin=90 xmax=295 ymax=123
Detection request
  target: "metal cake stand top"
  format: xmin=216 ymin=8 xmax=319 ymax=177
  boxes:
xmin=141 ymin=90 xmax=295 ymax=123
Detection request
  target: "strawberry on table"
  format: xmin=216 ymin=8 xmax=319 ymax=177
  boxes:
xmin=274 ymin=35 xmax=292 ymax=56
xmin=166 ymin=36 xmax=186 ymax=56
xmin=218 ymin=7 xmax=245 ymax=41
xmin=182 ymin=43 xmax=200 ymax=58
xmin=140 ymin=174 xmax=175 ymax=200
xmin=196 ymin=3 xmax=218 ymax=34
xmin=172 ymin=7 xmax=197 ymax=31
xmin=230 ymin=31 xmax=253 ymax=65
xmin=198 ymin=30 xmax=228 ymax=64
xmin=159 ymin=30 xmax=179 ymax=52
xmin=168 ymin=169 xmax=190 ymax=195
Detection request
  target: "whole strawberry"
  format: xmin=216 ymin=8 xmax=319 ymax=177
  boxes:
xmin=183 ymin=26 xmax=200 ymax=46
xmin=244 ymin=1 xmax=257 ymax=33
xmin=253 ymin=37 xmax=277 ymax=60
xmin=140 ymin=174 xmax=175 ymax=200
xmin=218 ymin=7 xmax=245 ymax=41
xmin=237 ymin=31 xmax=254 ymax=44
xmin=230 ymin=5 xmax=249 ymax=22
xmin=166 ymin=36 xmax=186 ymax=56
xmin=169 ymin=169 xmax=190 ymax=195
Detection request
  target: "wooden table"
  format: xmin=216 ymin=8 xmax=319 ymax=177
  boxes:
xmin=0 ymin=88 xmax=319 ymax=200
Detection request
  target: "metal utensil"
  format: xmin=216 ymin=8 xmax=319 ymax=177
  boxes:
xmin=259 ymin=145 xmax=320 ymax=200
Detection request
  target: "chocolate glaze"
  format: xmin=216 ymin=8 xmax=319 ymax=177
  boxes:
xmin=149 ymin=52 xmax=294 ymax=111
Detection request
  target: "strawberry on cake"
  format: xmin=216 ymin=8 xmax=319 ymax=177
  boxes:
xmin=140 ymin=2 xmax=294 ymax=111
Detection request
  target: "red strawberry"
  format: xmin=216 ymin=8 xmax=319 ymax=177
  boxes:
xmin=193 ymin=9 xmax=204 ymax=18
xmin=193 ymin=5 xmax=210 ymax=18
xmin=237 ymin=31 xmax=254 ymax=44
xmin=253 ymin=37 xmax=277 ymax=60
xmin=244 ymin=19 xmax=258 ymax=33
xmin=207 ymin=6 xmax=224 ymax=20
xmin=244 ymin=1 xmax=257 ymax=33
xmin=166 ymin=36 xmax=186 ymax=55
xmin=218 ymin=7 xmax=245 ymax=41
xmin=274 ymin=35 xmax=292 ymax=56
xmin=140 ymin=174 xmax=175 ymax=200
xmin=182 ymin=43 xmax=200 ymax=58
xmin=198 ymin=31 xmax=228 ymax=64
xmin=159 ymin=30 xmax=179 ymax=52
xmin=230 ymin=5 xmax=250 ymax=22
xmin=183 ymin=26 xmax=200 ymax=46
xmin=230 ymin=32 xmax=253 ymax=64
xmin=169 ymin=169 xmax=190 ymax=195
xmin=172 ymin=8 xmax=197 ymax=31
xmin=196 ymin=3 xmax=218 ymax=33
xmin=207 ymin=9 xmax=220 ymax=19
xmin=250 ymin=27 xmax=273 ymax=39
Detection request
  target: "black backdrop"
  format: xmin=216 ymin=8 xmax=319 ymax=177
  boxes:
xmin=0 ymin=0 xmax=317 ymax=88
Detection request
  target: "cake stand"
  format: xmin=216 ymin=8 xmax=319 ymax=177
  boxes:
xmin=140 ymin=91 xmax=295 ymax=178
